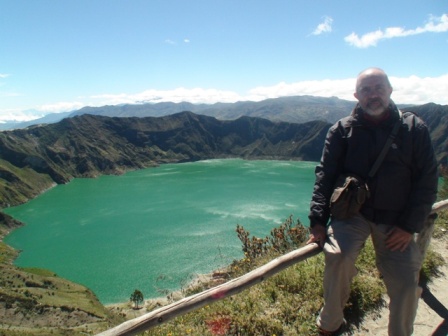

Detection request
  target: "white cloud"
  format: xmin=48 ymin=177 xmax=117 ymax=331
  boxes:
xmin=0 ymin=101 xmax=85 ymax=122
xmin=37 ymin=101 xmax=85 ymax=113
xmin=312 ymin=16 xmax=333 ymax=35
xmin=46 ymin=73 xmax=448 ymax=108
xmin=345 ymin=13 xmax=448 ymax=48
xmin=247 ymin=78 xmax=355 ymax=101
xmin=389 ymin=74 xmax=448 ymax=106
xmin=165 ymin=38 xmax=190 ymax=45
xmin=1 ymin=74 xmax=447 ymax=122
xmin=0 ymin=108 xmax=46 ymax=123
xmin=0 ymin=74 xmax=10 ymax=79
xmin=91 ymin=88 xmax=243 ymax=106
xmin=249 ymin=74 xmax=448 ymax=105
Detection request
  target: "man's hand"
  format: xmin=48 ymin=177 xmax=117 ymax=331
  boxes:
xmin=306 ymin=224 xmax=327 ymax=248
xmin=386 ymin=227 xmax=413 ymax=252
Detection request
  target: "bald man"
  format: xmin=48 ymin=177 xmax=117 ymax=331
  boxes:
xmin=307 ymin=68 xmax=438 ymax=336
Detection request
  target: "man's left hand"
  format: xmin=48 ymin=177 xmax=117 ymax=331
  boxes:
xmin=386 ymin=227 xmax=413 ymax=252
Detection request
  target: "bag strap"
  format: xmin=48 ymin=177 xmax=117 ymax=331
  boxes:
xmin=367 ymin=110 xmax=402 ymax=179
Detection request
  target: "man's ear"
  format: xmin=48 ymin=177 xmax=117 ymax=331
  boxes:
xmin=353 ymin=92 xmax=359 ymax=100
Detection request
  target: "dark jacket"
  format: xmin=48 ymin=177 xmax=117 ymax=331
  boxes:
xmin=309 ymin=102 xmax=439 ymax=234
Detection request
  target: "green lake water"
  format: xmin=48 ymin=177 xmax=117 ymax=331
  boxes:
xmin=4 ymin=159 xmax=316 ymax=304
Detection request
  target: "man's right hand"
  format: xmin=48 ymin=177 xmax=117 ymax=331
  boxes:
xmin=306 ymin=224 xmax=327 ymax=248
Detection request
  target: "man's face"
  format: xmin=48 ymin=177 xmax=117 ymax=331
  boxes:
xmin=354 ymin=72 xmax=393 ymax=118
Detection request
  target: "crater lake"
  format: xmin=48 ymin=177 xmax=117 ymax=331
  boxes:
xmin=4 ymin=159 xmax=316 ymax=304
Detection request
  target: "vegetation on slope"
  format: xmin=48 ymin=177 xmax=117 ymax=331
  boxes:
xmin=406 ymin=103 xmax=448 ymax=165
xmin=0 ymin=177 xmax=446 ymax=336
xmin=0 ymin=106 xmax=447 ymax=335
xmin=0 ymin=212 xmax=124 ymax=336
xmin=1 ymin=105 xmax=447 ymax=208
xmin=126 ymin=168 xmax=445 ymax=335
xmin=0 ymin=159 xmax=55 ymax=207
xmin=0 ymin=112 xmax=330 ymax=208
xmin=133 ymin=213 xmax=445 ymax=336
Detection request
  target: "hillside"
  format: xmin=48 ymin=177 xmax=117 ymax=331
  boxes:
xmin=0 ymin=112 xmax=329 ymax=208
xmin=0 ymin=106 xmax=447 ymax=335
xmin=0 ymin=112 xmax=331 ymax=334
xmin=405 ymin=103 xmax=448 ymax=164
xmin=1 ymin=103 xmax=447 ymax=209
xmin=0 ymin=212 xmax=124 ymax=335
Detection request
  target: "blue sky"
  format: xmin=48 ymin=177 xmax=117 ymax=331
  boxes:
xmin=1 ymin=0 xmax=447 ymax=122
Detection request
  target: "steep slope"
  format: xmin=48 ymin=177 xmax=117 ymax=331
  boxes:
xmin=0 ymin=112 xmax=330 ymax=208
xmin=1 ymin=104 xmax=447 ymax=209
xmin=0 ymin=111 xmax=330 ymax=333
xmin=405 ymin=103 xmax=448 ymax=165
xmin=0 ymin=213 xmax=123 ymax=335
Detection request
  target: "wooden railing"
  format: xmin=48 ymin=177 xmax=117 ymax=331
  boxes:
xmin=97 ymin=199 xmax=448 ymax=336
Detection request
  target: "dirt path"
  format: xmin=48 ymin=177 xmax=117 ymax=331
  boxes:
xmin=353 ymin=238 xmax=448 ymax=335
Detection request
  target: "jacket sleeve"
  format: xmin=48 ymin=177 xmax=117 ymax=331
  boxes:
xmin=398 ymin=116 xmax=439 ymax=233
xmin=309 ymin=121 xmax=347 ymax=227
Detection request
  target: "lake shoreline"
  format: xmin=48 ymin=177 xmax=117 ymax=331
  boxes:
xmin=104 ymin=268 xmax=230 ymax=317
xmin=4 ymin=159 xmax=313 ymax=304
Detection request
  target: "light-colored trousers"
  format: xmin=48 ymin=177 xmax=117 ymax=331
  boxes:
xmin=316 ymin=215 xmax=422 ymax=336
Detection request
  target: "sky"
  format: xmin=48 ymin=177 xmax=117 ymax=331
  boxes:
xmin=1 ymin=0 xmax=447 ymax=122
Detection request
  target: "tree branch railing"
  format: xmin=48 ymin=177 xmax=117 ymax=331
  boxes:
xmin=417 ymin=199 xmax=448 ymax=258
xmin=97 ymin=199 xmax=448 ymax=336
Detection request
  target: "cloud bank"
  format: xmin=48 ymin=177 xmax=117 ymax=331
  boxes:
xmin=345 ymin=13 xmax=448 ymax=48
xmin=86 ymin=73 xmax=448 ymax=107
xmin=1 ymin=74 xmax=447 ymax=122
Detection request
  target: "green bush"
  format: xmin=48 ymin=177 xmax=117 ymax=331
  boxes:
xmin=141 ymin=176 xmax=448 ymax=336
xmin=143 ymin=217 xmax=391 ymax=335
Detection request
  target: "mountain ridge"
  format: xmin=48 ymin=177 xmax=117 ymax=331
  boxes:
xmin=1 ymin=101 xmax=447 ymax=208
xmin=1 ymin=95 xmax=361 ymax=130
xmin=0 ymin=111 xmax=330 ymax=208
xmin=0 ymin=101 xmax=447 ymax=335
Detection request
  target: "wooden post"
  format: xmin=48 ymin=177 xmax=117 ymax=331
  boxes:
xmin=96 ymin=243 xmax=322 ymax=336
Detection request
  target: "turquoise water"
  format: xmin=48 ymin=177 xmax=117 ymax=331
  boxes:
xmin=4 ymin=159 xmax=316 ymax=304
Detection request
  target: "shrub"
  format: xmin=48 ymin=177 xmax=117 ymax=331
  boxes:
xmin=142 ymin=211 xmax=446 ymax=336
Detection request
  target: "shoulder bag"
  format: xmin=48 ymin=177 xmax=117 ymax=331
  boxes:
xmin=330 ymin=114 xmax=402 ymax=220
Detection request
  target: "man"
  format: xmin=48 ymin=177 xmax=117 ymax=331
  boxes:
xmin=307 ymin=68 xmax=439 ymax=336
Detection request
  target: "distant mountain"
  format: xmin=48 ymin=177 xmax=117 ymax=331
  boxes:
xmin=404 ymin=103 xmax=448 ymax=165
xmin=0 ymin=112 xmax=330 ymax=207
xmin=70 ymin=96 xmax=357 ymax=123
xmin=1 ymin=102 xmax=446 ymax=335
xmin=0 ymin=95 xmax=420 ymax=131
xmin=1 ymin=101 xmax=447 ymax=207
xmin=0 ymin=111 xmax=72 ymax=131
xmin=1 ymin=96 xmax=358 ymax=130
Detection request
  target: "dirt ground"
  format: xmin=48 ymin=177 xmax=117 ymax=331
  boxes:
xmin=352 ymin=238 xmax=448 ymax=336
